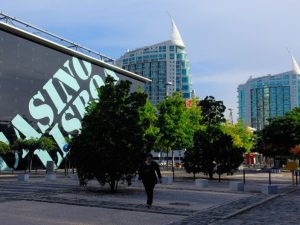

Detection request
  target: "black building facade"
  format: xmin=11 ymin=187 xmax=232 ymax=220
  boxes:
xmin=0 ymin=21 xmax=149 ymax=170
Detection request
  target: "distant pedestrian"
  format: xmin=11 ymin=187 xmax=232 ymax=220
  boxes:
xmin=138 ymin=153 xmax=162 ymax=208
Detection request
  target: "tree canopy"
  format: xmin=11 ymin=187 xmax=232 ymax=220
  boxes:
xmin=0 ymin=141 xmax=10 ymax=154
xmin=198 ymin=96 xmax=226 ymax=128
xmin=183 ymin=96 xmax=244 ymax=179
xmin=157 ymin=92 xmax=194 ymax=151
xmin=71 ymin=76 xmax=149 ymax=192
xmin=222 ymin=120 xmax=255 ymax=153
xmin=183 ymin=127 xmax=244 ymax=179
xmin=138 ymin=98 xmax=159 ymax=153
xmin=256 ymin=108 xmax=300 ymax=157
xmin=12 ymin=137 xmax=56 ymax=173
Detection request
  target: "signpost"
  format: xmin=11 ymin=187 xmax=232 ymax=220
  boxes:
xmin=63 ymin=144 xmax=71 ymax=176
xmin=287 ymin=161 xmax=298 ymax=185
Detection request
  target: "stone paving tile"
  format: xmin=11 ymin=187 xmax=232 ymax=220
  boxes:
xmin=210 ymin=188 xmax=300 ymax=225
xmin=0 ymin=178 xmax=249 ymax=218
xmin=168 ymin=194 xmax=267 ymax=225
xmin=0 ymin=175 xmax=296 ymax=225
xmin=168 ymin=186 xmax=296 ymax=225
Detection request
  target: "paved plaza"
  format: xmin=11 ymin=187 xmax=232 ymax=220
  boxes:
xmin=0 ymin=170 xmax=297 ymax=225
xmin=211 ymin=189 xmax=300 ymax=225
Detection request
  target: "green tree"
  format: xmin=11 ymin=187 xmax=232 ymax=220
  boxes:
xmin=256 ymin=108 xmax=300 ymax=157
xmin=0 ymin=141 xmax=10 ymax=155
xmin=222 ymin=120 xmax=255 ymax=153
xmin=138 ymin=99 xmax=159 ymax=153
xmin=157 ymin=92 xmax=195 ymax=178
xmin=199 ymin=96 xmax=226 ymax=128
xmin=185 ymin=128 xmax=244 ymax=179
xmin=187 ymin=98 xmax=204 ymax=132
xmin=180 ymin=98 xmax=203 ymax=180
xmin=184 ymin=96 xmax=244 ymax=179
xmin=12 ymin=137 xmax=55 ymax=173
xmin=70 ymin=76 xmax=149 ymax=193
xmin=182 ymin=145 xmax=202 ymax=180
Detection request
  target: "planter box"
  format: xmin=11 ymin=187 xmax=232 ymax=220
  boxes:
xmin=195 ymin=179 xmax=208 ymax=188
xmin=261 ymin=185 xmax=278 ymax=194
xmin=161 ymin=176 xmax=173 ymax=185
xmin=45 ymin=173 xmax=56 ymax=181
xmin=229 ymin=181 xmax=244 ymax=191
xmin=271 ymin=168 xmax=280 ymax=173
xmin=18 ymin=174 xmax=29 ymax=181
xmin=131 ymin=176 xmax=142 ymax=187
xmin=69 ymin=174 xmax=79 ymax=180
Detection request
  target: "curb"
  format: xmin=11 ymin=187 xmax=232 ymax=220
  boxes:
xmin=18 ymin=198 xmax=193 ymax=216
xmin=221 ymin=186 xmax=297 ymax=220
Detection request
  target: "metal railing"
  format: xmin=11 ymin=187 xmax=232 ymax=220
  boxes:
xmin=0 ymin=12 xmax=115 ymax=64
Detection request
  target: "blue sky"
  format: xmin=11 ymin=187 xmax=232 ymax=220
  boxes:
xmin=2 ymin=0 xmax=300 ymax=120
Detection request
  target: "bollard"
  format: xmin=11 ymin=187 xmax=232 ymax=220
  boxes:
xmin=161 ymin=176 xmax=173 ymax=185
xmin=296 ymin=171 xmax=298 ymax=185
xmin=46 ymin=173 xmax=57 ymax=181
xmin=195 ymin=179 xmax=208 ymax=188
xmin=229 ymin=181 xmax=244 ymax=191
xmin=18 ymin=174 xmax=29 ymax=181
xmin=269 ymin=170 xmax=271 ymax=185
xmin=243 ymin=169 xmax=246 ymax=184
xmin=292 ymin=171 xmax=295 ymax=186
xmin=261 ymin=184 xmax=278 ymax=194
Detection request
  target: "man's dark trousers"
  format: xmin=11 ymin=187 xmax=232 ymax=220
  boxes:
xmin=143 ymin=182 xmax=155 ymax=205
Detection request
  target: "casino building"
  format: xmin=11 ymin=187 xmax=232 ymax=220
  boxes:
xmin=0 ymin=13 xmax=150 ymax=171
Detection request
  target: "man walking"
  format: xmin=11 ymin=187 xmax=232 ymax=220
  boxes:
xmin=138 ymin=153 xmax=162 ymax=208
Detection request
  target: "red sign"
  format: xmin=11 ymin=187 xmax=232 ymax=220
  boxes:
xmin=185 ymin=100 xmax=192 ymax=108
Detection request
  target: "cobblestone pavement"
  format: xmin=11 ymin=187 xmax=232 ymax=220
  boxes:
xmin=0 ymin=178 xmax=250 ymax=216
xmin=0 ymin=201 xmax=183 ymax=225
xmin=169 ymin=186 xmax=297 ymax=225
xmin=0 ymin=173 xmax=296 ymax=225
xmin=210 ymin=188 xmax=300 ymax=225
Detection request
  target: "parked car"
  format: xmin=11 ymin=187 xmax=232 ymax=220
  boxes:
xmin=159 ymin=160 xmax=167 ymax=166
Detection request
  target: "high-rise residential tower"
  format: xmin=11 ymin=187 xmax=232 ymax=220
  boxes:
xmin=238 ymin=55 xmax=300 ymax=130
xmin=116 ymin=19 xmax=192 ymax=105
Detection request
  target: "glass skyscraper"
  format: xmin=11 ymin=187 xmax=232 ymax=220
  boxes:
xmin=116 ymin=19 xmax=192 ymax=105
xmin=238 ymin=55 xmax=300 ymax=130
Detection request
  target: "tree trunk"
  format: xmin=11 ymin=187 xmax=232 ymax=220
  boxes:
xmin=29 ymin=157 xmax=33 ymax=173
xmin=166 ymin=151 xmax=169 ymax=168
xmin=110 ymin=180 xmax=116 ymax=193
xmin=172 ymin=150 xmax=175 ymax=180
xmin=115 ymin=180 xmax=119 ymax=192
xmin=64 ymin=157 xmax=68 ymax=176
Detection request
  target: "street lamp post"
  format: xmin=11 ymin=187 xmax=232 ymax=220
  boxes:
xmin=165 ymin=81 xmax=172 ymax=97
xmin=228 ymin=108 xmax=233 ymax=124
xmin=165 ymin=81 xmax=175 ymax=177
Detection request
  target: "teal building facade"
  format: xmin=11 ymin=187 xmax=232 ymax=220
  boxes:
xmin=116 ymin=19 xmax=193 ymax=105
xmin=238 ymin=56 xmax=300 ymax=130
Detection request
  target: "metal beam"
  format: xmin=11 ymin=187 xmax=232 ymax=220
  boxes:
xmin=0 ymin=12 xmax=115 ymax=64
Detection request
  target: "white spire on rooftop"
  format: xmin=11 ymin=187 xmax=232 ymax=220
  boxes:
xmin=287 ymin=48 xmax=300 ymax=75
xmin=291 ymin=55 xmax=300 ymax=75
xmin=171 ymin=18 xmax=185 ymax=47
